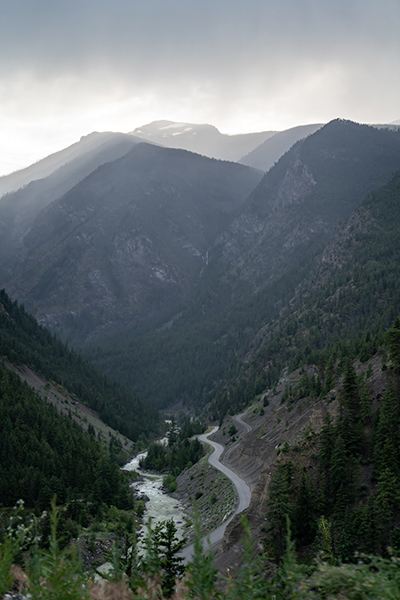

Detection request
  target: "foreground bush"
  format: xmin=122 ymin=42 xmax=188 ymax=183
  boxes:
xmin=3 ymin=506 xmax=400 ymax=599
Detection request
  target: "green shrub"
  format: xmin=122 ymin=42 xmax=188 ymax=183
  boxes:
xmin=0 ymin=539 xmax=15 ymax=598
xmin=228 ymin=424 xmax=238 ymax=436
xmin=163 ymin=474 xmax=177 ymax=492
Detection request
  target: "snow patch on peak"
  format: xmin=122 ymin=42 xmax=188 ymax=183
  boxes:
xmin=159 ymin=123 xmax=188 ymax=131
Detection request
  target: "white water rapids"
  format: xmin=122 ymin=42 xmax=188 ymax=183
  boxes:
xmin=123 ymin=450 xmax=186 ymax=540
xmin=96 ymin=450 xmax=186 ymax=577
xmin=99 ymin=422 xmax=251 ymax=574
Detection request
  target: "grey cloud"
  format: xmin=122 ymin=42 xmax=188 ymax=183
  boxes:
xmin=0 ymin=0 xmax=399 ymax=176
xmin=2 ymin=0 xmax=398 ymax=79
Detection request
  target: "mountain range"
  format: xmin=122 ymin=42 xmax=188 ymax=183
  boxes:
xmin=2 ymin=114 xmax=400 ymax=578
xmin=131 ymin=120 xmax=276 ymax=163
xmin=1 ymin=144 xmax=262 ymax=342
xmin=1 ymin=118 xmax=400 ymax=413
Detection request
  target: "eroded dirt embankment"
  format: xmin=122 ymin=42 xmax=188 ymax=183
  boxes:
xmin=209 ymin=367 xmax=340 ymax=570
xmin=212 ymin=355 xmax=387 ymax=572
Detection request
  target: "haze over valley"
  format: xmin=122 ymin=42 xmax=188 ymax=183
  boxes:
xmin=2 ymin=111 xmax=400 ymax=598
xmin=2 ymin=1 xmax=400 ymax=596
xmin=2 ymin=118 xmax=400 ymax=408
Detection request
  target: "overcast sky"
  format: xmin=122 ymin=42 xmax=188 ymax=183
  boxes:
xmin=1 ymin=0 xmax=399 ymax=176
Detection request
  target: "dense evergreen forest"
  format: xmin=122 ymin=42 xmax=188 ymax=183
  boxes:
xmin=210 ymin=171 xmax=400 ymax=420
xmin=1 ymin=123 xmax=400 ymax=598
xmin=0 ymin=361 xmax=132 ymax=512
xmin=264 ymin=320 xmax=400 ymax=564
xmin=140 ymin=417 xmax=205 ymax=489
xmin=0 ymin=289 xmax=162 ymax=443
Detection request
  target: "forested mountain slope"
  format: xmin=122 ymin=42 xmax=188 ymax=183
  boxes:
xmin=213 ymin=166 xmax=400 ymax=558
xmin=215 ymin=119 xmax=400 ymax=296
xmin=0 ymin=361 xmax=132 ymax=512
xmin=0 ymin=132 xmax=142 ymax=277
xmin=215 ymin=317 xmax=400 ymax=570
xmin=2 ymin=143 xmax=262 ymax=344
xmin=0 ymin=292 xmax=150 ymax=527
xmin=86 ymin=121 xmax=400 ymax=409
xmin=2 ymin=120 xmax=400 ymax=413
xmin=0 ymin=289 xmax=162 ymax=443
xmin=223 ymin=169 xmax=400 ymax=415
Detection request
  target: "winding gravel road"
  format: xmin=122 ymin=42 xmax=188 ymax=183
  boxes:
xmin=180 ymin=425 xmax=251 ymax=562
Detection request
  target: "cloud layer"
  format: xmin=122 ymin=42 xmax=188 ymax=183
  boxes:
xmin=1 ymin=0 xmax=399 ymax=174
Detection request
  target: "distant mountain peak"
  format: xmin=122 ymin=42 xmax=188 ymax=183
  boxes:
xmin=130 ymin=120 xmax=275 ymax=162
xmin=131 ymin=120 xmax=220 ymax=138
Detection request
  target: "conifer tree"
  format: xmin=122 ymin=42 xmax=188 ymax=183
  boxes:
xmin=359 ymin=379 xmax=372 ymax=422
xmin=330 ymin=435 xmax=349 ymax=499
xmin=266 ymin=462 xmax=294 ymax=558
xmin=387 ymin=318 xmax=400 ymax=373
xmin=292 ymin=472 xmax=317 ymax=546
xmin=319 ymin=412 xmax=335 ymax=471
xmin=153 ymin=519 xmax=186 ymax=597
xmin=340 ymin=362 xmax=364 ymax=455
xmin=373 ymin=379 xmax=400 ymax=476
xmin=185 ymin=512 xmax=217 ymax=600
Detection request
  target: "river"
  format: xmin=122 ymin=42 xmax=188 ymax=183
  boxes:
xmin=96 ymin=450 xmax=187 ymax=577
xmin=123 ymin=450 xmax=186 ymax=540
xmin=99 ymin=426 xmax=250 ymax=573
xmin=125 ymin=428 xmax=252 ymax=560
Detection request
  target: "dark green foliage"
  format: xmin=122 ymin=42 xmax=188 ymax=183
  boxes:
xmin=152 ymin=519 xmax=186 ymax=597
xmin=228 ymin=424 xmax=238 ymax=436
xmin=184 ymin=511 xmax=217 ymax=600
xmin=338 ymin=362 xmax=365 ymax=458
xmin=387 ymin=318 xmax=400 ymax=372
xmin=265 ymin=462 xmax=294 ymax=558
xmin=167 ymin=417 xmax=179 ymax=447
xmin=137 ymin=518 xmax=186 ymax=597
xmin=27 ymin=498 xmax=90 ymax=600
xmin=234 ymin=171 xmax=400 ymax=417
xmin=140 ymin=417 xmax=205 ymax=475
xmin=0 ymin=538 xmax=14 ymax=597
xmin=319 ymin=412 xmax=335 ymax=471
xmin=0 ymin=289 xmax=162 ymax=443
xmin=226 ymin=515 xmax=269 ymax=600
xmin=270 ymin=517 xmax=309 ymax=600
xmin=163 ymin=474 xmax=177 ymax=493
xmin=0 ymin=362 xmax=132 ymax=512
xmin=264 ymin=321 xmax=400 ymax=562
xmin=5 ymin=501 xmax=400 ymax=599
xmin=372 ymin=379 xmax=400 ymax=477
xmin=292 ymin=473 xmax=317 ymax=546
